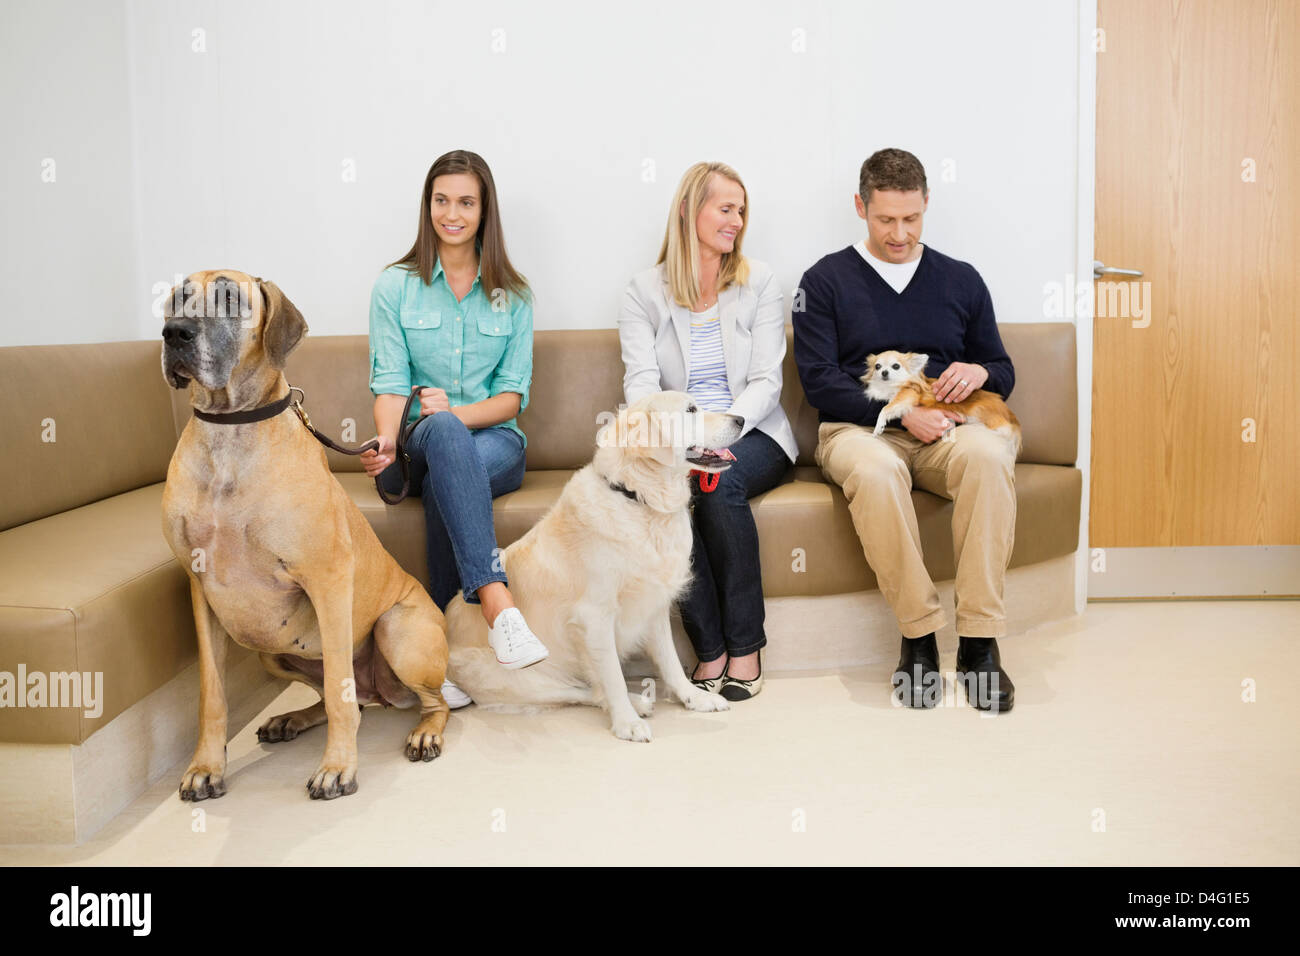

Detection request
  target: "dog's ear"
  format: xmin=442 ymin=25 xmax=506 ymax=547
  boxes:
xmin=908 ymin=352 xmax=929 ymax=376
xmin=864 ymin=353 xmax=878 ymax=377
xmin=257 ymin=278 xmax=308 ymax=369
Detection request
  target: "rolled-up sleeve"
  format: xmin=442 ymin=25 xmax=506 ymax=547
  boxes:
xmin=368 ymin=271 xmax=411 ymax=396
xmin=488 ymin=292 xmax=534 ymax=410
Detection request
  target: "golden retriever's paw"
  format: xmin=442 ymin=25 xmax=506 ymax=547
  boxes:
xmin=178 ymin=762 xmax=227 ymax=801
xmin=306 ymin=761 xmax=359 ymax=800
xmin=612 ymin=716 xmax=653 ymax=742
xmin=630 ymin=692 xmax=655 ymax=718
xmin=682 ymin=689 xmax=731 ymax=712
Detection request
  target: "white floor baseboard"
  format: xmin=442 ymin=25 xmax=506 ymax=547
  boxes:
xmin=1087 ymin=546 xmax=1300 ymax=599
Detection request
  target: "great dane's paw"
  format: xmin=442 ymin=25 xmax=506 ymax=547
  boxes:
xmin=179 ymin=763 xmax=227 ymax=801
xmin=405 ymin=730 xmax=442 ymax=763
xmin=257 ymin=708 xmax=318 ymax=743
xmin=682 ymin=689 xmax=731 ymax=713
xmin=611 ymin=716 xmax=653 ymax=742
xmin=630 ymin=691 xmax=655 ymax=718
xmin=306 ymin=762 xmax=358 ymax=800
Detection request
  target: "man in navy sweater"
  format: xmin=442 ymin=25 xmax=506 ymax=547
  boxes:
xmin=793 ymin=148 xmax=1016 ymax=713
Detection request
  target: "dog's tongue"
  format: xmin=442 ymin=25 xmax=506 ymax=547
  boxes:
xmin=715 ymin=447 xmax=736 ymax=461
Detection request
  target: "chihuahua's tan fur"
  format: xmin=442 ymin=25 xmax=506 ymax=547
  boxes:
xmin=861 ymin=350 xmax=1021 ymax=454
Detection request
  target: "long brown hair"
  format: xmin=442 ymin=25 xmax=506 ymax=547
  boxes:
xmin=389 ymin=150 xmax=530 ymax=303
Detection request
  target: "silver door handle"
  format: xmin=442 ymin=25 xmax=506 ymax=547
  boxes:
xmin=1093 ymin=259 xmax=1144 ymax=279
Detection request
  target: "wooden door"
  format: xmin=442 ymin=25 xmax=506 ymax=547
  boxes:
xmin=1091 ymin=0 xmax=1298 ymax=548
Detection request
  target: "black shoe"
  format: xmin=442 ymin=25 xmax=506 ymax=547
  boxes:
xmin=719 ymin=653 xmax=763 ymax=701
xmin=956 ymin=637 xmax=1015 ymax=713
xmin=892 ymin=633 xmax=941 ymax=708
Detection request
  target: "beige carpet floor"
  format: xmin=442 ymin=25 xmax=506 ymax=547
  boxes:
xmin=2 ymin=600 xmax=1296 ymax=866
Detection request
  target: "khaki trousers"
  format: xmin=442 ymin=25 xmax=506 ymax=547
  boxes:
xmin=815 ymin=421 xmax=1017 ymax=638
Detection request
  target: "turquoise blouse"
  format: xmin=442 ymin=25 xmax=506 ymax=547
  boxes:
xmin=368 ymin=260 xmax=533 ymax=446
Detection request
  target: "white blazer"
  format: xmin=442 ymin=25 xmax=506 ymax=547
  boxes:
xmin=617 ymin=259 xmax=799 ymax=463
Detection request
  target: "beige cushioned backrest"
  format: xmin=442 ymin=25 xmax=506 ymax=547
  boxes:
xmin=519 ymin=329 xmax=628 ymax=470
xmin=178 ymin=321 xmax=1077 ymax=475
xmin=1000 ymin=322 xmax=1077 ymax=465
xmin=1 ymin=341 xmax=177 ymax=531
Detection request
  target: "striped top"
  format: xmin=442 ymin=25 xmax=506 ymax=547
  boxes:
xmin=686 ymin=303 xmax=732 ymax=411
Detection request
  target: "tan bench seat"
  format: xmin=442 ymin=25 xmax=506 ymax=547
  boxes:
xmin=342 ymin=461 xmax=1079 ymax=600
xmin=0 ymin=321 xmax=1080 ymax=842
xmin=0 ymin=484 xmax=197 ymax=745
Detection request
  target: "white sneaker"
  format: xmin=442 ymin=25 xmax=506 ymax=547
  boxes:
xmin=441 ymin=679 xmax=473 ymax=710
xmin=488 ymin=607 xmax=549 ymax=669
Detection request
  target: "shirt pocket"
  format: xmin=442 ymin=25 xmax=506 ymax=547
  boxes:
xmin=400 ymin=309 xmax=442 ymax=333
xmin=476 ymin=313 xmax=512 ymax=337
xmin=399 ymin=310 xmax=443 ymax=385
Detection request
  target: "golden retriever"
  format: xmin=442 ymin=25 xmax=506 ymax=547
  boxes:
xmin=443 ymin=391 xmax=742 ymax=741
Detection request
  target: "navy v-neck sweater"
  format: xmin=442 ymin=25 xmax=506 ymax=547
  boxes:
xmin=792 ymin=245 xmax=1014 ymax=428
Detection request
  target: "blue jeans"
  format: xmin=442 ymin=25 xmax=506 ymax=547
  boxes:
xmin=678 ymin=428 xmax=791 ymax=663
xmin=377 ymin=413 xmax=526 ymax=612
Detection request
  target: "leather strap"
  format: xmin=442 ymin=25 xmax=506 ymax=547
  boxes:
xmin=374 ymin=386 xmax=423 ymax=506
xmin=192 ymin=393 xmax=293 ymax=424
xmin=191 ymin=385 xmax=406 ymax=497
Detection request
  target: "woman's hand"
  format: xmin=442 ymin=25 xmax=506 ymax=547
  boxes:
xmin=360 ymin=434 xmax=396 ymax=477
xmin=418 ymin=386 xmax=451 ymax=417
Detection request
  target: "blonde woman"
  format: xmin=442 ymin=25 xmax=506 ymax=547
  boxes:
xmin=617 ymin=162 xmax=797 ymax=701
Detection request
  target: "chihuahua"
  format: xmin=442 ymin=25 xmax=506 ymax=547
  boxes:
xmin=861 ymin=350 xmax=1021 ymax=454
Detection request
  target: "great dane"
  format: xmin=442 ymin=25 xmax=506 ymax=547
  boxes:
xmin=160 ymin=270 xmax=449 ymax=801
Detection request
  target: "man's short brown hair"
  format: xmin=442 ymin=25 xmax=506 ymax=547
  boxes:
xmin=859 ymin=148 xmax=928 ymax=205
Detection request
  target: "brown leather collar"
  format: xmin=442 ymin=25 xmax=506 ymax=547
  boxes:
xmin=191 ymin=384 xmax=381 ymax=460
xmin=192 ymin=392 xmax=292 ymax=424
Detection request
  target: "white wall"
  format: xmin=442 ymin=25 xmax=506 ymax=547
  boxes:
xmin=103 ymin=0 xmax=1080 ymax=340
xmin=0 ymin=0 xmax=139 ymax=346
xmin=1 ymin=0 xmax=1086 ymax=338
xmin=0 ymin=0 xmax=1095 ymax=606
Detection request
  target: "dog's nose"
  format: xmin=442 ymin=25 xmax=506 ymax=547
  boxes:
xmin=162 ymin=318 xmax=198 ymax=345
xmin=881 ymin=370 xmax=889 ymax=379
xmin=730 ymin=414 xmax=745 ymax=429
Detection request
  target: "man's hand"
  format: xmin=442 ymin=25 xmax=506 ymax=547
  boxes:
xmin=417 ymin=386 xmax=451 ymax=417
xmin=933 ymin=362 xmax=988 ymax=402
xmin=901 ymin=407 xmax=965 ymax=443
xmin=360 ymin=434 xmax=396 ymax=478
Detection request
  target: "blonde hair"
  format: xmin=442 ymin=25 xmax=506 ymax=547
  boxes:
xmin=657 ymin=162 xmax=750 ymax=308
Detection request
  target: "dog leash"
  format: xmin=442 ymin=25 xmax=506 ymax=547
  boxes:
xmin=608 ymin=470 xmax=720 ymax=504
xmin=288 ymin=384 xmax=423 ymax=505
xmin=691 ymin=470 xmax=720 ymax=493
xmin=192 ymin=384 xmax=420 ymax=505
xmin=202 ymin=385 xmax=706 ymax=506
xmin=370 ymin=386 xmax=423 ymax=506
